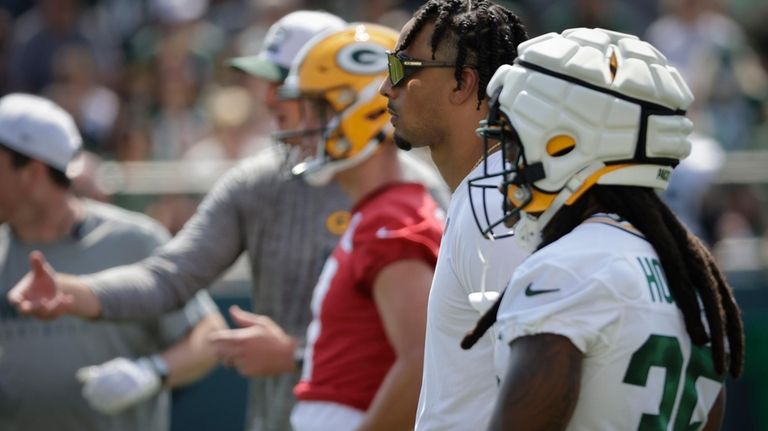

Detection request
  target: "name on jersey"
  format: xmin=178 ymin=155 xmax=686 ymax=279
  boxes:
xmin=636 ymin=257 xmax=674 ymax=304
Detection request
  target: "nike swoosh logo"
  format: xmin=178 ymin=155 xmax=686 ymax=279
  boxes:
xmin=524 ymin=282 xmax=560 ymax=297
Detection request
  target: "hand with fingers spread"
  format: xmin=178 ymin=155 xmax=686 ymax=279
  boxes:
xmin=209 ymin=306 xmax=298 ymax=376
xmin=7 ymin=250 xmax=74 ymax=319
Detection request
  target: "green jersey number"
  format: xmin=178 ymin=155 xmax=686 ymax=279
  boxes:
xmin=623 ymin=334 xmax=722 ymax=431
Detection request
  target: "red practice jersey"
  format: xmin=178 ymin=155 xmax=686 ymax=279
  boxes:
xmin=294 ymin=182 xmax=444 ymax=411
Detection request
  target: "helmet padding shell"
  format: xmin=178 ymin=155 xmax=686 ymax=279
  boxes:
xmin=489 ymin=27 xmax=694 ymax=196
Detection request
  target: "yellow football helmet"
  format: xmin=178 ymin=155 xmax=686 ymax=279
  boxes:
xmin=277 ymin=23 xmax=397 ymax=185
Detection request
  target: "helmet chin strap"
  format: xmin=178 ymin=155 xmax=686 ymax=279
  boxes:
xmin=293 ymin=135 xmax=384 ymax=187
xmin=514 ymin=161 xmax=606 ymax=252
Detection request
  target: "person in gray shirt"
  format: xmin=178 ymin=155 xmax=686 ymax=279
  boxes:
xmin=8 ymin=10 xmax=448 ymax=431
xmin=0 ymin=93 xmax=225 ymax=431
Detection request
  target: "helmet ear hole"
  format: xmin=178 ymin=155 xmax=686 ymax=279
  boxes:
xmin=546 ymin=135 xmax=576 ymax=157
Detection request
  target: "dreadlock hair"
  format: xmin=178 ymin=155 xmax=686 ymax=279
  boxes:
xmin=398 ymin=0 xmax=528 ymax=108
xmin=462 ymin=185 xmax=745 ymax=378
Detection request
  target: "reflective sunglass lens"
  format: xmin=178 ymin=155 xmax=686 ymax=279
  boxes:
xmin=387 ymin=53 xmax=403 ymax=86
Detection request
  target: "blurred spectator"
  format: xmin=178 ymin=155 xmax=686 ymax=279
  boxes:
xmin=123 ymin=0 xmax=227 ymax=161
xmin=113 ymin=118 xmax=153 ymax=162
xmin=537 ymin=0 xmax=651 ymax=36
xmin=146 ymin=50 xmax=210 ymax=160
xmin=699 ymin=183 xmax=767 ymax=271
xmin=710 ymin=185 xmax=765 ymax=240
xmin=234 ymin=0 xmax=303 ymax=60
xmin=44 ymin=45 xmax=121 ymax=155
xmin=129 ymin=0 xmax=224 ymax=69
xmin=6 ymin=0 xmax=122 ymax=94
xmin=646 ymin=0 xmax=768 ymax=150
xmin=496 ymin=0 xmax=656 ymax=37
xmin=183 ymin=85 xmax=268 ymax=161
xmin=376 ymin=8 xmax=413 ymax=30
xmin=661 ymin=133 xmax=725 ymax=244
xmin=7 ymin=0 xmax=94 ymax=93
xmin=68 ymin=151 xmax=112 ymax=203
xmin=0 ymin=8 xmax=13 ymax=95
xmin=206 ymin=0 xmax=257 ymax=36
xmin=743 ymin=3 xmax=768 ymax=151
xmin=355 ymin=0 xmax=406 ymax=23
xmin=710 ymin=188 xmax=768 ymax=272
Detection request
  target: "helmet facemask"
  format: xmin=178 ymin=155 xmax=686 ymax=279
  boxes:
xmin=272 ymin=93 xmax=330 ymax=172
xmin=469 ymin=90 xmax=555 ymax=242
xmin=469 ymin=88 xmax=529 ymax=240
xmin=286 ymin=83 xmax=389 ymax=186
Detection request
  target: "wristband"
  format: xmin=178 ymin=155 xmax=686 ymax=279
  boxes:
xmin=147 ymin=354 xmax=170 ymax=385
xmin=293 ymin=344 xmax=305 ymax=371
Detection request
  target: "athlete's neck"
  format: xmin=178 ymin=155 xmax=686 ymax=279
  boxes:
xmin=429 ymin=106 xmax=489 ymax=192
xmin=335 ymin=145 xmax=403 ymax=204
xmin=11 ymin=193 xmax=82 ymax=244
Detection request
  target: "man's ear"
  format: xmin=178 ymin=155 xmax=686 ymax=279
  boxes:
xmin=449 ymin=67 xmax=479 ymax=105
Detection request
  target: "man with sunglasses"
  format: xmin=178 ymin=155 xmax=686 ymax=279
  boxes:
xmin=379 ymin=1 xmax=529 ymax=430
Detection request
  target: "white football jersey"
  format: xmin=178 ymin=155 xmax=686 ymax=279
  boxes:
xmin=416 ymin=151 xmax=529 ymax=431
xmin=495 ymin=214 xmax=724 ymax=430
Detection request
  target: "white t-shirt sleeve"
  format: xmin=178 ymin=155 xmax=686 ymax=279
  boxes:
xmin=496 ymin=256 xmax=628 ymax=354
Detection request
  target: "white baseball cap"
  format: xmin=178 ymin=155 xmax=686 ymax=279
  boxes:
xmin=0 ymin=93 xmax=82 ymax=175
xmin=229 ymin=10 xmax=346 ymax=82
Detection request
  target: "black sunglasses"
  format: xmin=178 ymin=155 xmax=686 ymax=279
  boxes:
xmin=386 ymin=50 xmax=456 ymax=86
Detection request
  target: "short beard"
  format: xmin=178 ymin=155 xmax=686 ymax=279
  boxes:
xmin=393 ymin=134 xmax=412 ymax=151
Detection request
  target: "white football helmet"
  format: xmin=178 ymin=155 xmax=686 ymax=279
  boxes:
xmin=469 ymin=28 xmax=694 ymax=251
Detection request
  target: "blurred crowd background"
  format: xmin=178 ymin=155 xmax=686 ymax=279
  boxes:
xmin=1 ymin=0 xmax=767 ymax=264
xmin=2 ymin=0 xmax=768 ymax=270
xmin=1 ymin=0 xmax=767 ymax=429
